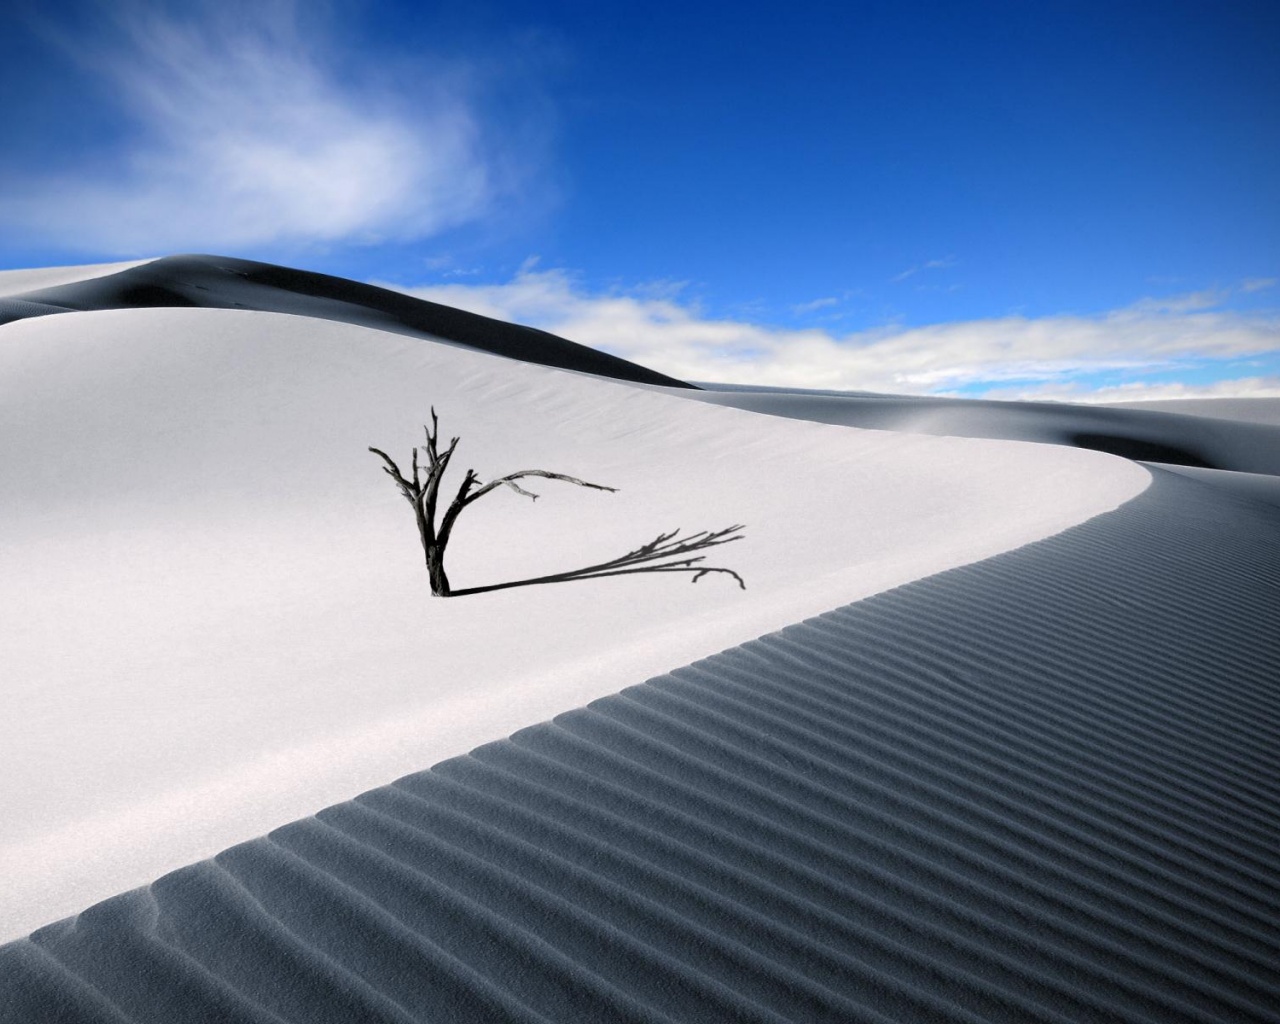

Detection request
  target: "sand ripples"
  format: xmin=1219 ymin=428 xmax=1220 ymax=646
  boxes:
xmin=4 ymin=467 xmax=1278 ymax=1022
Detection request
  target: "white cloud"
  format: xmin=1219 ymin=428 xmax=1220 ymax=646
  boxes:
xmin=981 ymin=377 xmax=1280 ymax=404
xmin=384 ymin=266 xmax=1280 ymax=396
xmin=0 ymin=0 xmax=503 ymax=253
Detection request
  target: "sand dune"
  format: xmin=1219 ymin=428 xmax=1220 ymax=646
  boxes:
xmin=11 ymin=253 xmax=1272 ymax=471
xmin=2 ymin=257 xmax=1275 ymax=1022
xmin=0 ymin=260 xmax=159 ymax=329
xmin=2 ymin=467 xmax=1276 ymax=1022
xmin=0 ymin=302 xmax=1144 ymax=940
xmin=0 ymin=259 xmax=156 ymax=299
xmin=1105 ymin=397 xmax=1280 ymax=426
xmin=0 ymin=253 xmax=687 ymax=387
xmin=676 ymin=384 xmax=1280 ymax=476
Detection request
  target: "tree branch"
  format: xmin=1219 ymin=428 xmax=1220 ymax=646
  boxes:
xmin=368 ymin=447 xmax=419 ymax=505
xmin=436 ymin=469 xmax=480 ymax=553
xmin=461 ymin=469 xmax=619 ymax=509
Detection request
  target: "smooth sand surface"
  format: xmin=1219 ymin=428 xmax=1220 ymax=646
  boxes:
xmin=3 ymin=466 xmax=1276 ymax=1023
xmin=0 ymin=305 xmax=1147 ymax=940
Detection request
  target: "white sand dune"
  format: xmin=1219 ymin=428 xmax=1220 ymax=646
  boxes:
xmin=3 ymin=253 xmax=687 ymax=386
xmin=5 ymin=258 xmax=1278 ymax=1024
xmin=0 ymin=303 xmax=1146 ymax=940
xmin=0 ymin=259 xmax=156 ymax=299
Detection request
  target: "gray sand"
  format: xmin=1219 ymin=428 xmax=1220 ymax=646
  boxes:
xmin=1106 ymin=398 xmax=1280 ymax=427
xmin=682 ymin=385 xmax=1280 ymax=476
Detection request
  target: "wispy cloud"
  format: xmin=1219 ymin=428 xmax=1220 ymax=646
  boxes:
xmin=891 ymin=255 xmax=957 ymax=284
xmin=791 ymin=296 xmax=840 ymax=315
xmin=0 ymin=0 xmax=512 ymax=253
xmin=981 ymin=377 xmax=1280 ymax=404
xmin=1241 ymin=277 xmax=1277 ymax=294
xmin=385 ymin=267 xmax=1280 ymax=398
xmin=1128 ymin=287 xmax=1232 ymax=314
xmin=1129 ymin=278 xmax=1280 ymax=313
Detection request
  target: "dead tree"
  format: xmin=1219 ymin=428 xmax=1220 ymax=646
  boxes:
xmin=370 ymin=408 xmax=745 ymax=597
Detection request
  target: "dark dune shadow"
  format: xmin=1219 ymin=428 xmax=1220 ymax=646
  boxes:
xmin=0 ymin=297 xmax=75 ymax=322
xmin=1070 ymin=432 xmax=1215 ymax=468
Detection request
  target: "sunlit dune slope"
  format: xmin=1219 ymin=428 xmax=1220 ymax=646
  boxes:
xmin=0 ymin=304 xmax=1146 ymax=938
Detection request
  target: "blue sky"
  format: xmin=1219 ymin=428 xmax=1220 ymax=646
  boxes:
xmin=2 ymin=0 xmax=1277 ymax=399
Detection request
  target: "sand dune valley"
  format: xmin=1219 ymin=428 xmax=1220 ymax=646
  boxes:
xmin=2 ymin=255 xmax=1279 ymax=1023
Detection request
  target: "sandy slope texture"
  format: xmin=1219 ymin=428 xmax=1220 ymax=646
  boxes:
xmin=2 ymin=466 xmax=1276 ymax=1023
xmin=0 ymin=306 xmax=1147 ymax=939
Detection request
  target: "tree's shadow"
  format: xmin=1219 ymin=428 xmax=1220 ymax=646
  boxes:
xmin=449 ymin=526 xmax=745 ymax=596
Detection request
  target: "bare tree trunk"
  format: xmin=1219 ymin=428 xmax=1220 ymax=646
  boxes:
xmin=426 ymin=548 xmax=451 ymax=596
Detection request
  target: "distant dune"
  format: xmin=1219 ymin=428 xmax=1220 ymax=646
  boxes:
xmin=1104 ymin=396 xmax=1280 ymax=427
xmin=1 ymin=258 xmax=1276 ymax=1023
xmin=0 ymin=253 xmax=691 ymax=388
xmin=679 ymin=383 xmax=1280 ymax=476
xmin=0 ymin=258 xmax=158 ymax=299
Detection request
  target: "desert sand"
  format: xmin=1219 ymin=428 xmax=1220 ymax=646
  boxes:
xmin=0 ymin=259 xmax=156 ymax=299
xmin=1 ymin=258 xmax=1276 ymax=1023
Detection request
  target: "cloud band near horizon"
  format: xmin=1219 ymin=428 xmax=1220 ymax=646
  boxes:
xmin=389 ymin=268 xmax=1280 ymax=402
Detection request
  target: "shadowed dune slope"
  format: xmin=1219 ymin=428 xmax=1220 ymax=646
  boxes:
xmin=684 ymin=386 xmax=1280 ymax=476
xmin=1107 ymin=398 xmax=1280 ymax=427
xmin=0 ymin=254 xmax=690 ymax=388
xmin=4 ymin=467 xmax=1278 ymax=1024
